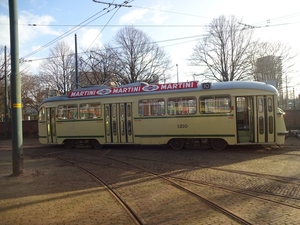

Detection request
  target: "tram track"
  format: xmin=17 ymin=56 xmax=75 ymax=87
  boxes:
xmin=23 ymin=145 xmax=300 ymax=224
xmin=72 ymin=152 xmax=300 ymax=223
xmin=105 ymin=153 xmax=300 ymax=185
xmin=25 ymin=148 xmax=252 ymax=224
xmin=104 ymin=155 xmax=300 ymax=208
xmin=27 ymin=147 xmax=300 ymax=200
xmin=101 ymin=154 xmax=300 ymax=224
xmin=60 ymin=152 xmax=254 ymax=225
xmin=167 ymin=175 xmax=300 ymax=209
xmin=59 ymin=152 xmax=300 ymax=207
xmin=25 ymin=146 xmax=300 ymax=192
xmin=57 ymin=157 xmax=145 ymax=225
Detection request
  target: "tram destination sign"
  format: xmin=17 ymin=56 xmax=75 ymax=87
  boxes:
xmin=68 ymin=81 xmax=198 ymax=98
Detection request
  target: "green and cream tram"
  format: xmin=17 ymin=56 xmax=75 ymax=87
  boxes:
xmin=38 ymin=81 xmax=288 ymax=150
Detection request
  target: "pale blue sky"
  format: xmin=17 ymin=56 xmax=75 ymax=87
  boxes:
xmin=1 ymin=0 xmax=300 ymax=92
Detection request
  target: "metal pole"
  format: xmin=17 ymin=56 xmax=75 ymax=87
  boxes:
xmin=4 ymin=45 xmax=9 ymax=139
xmin=63 ymin=70 xmax=66 ymax=94
xmin=75 ymin=34 xmax=78 ymax=89
xmin=9 ymin=0 xmax=24 ymax=176
xmin=285 ymin=76 xmax=288 ymax=109
xmin=293 ymin=88 xmax=295 ymax=110
xmin=176 ymin=64 xmax=178 ymax=83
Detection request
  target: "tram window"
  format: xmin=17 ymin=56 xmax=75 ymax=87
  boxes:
xmin=236 ymin=97 xmax=246 ymax=112
xmin=200 ymin=95 xmax=231 ymax=114
xmin=269 ymin=116 xmax=274 ymax=134
xmin=120 ymin=105 xmax=124 ymax=117
xmin=105 ymin=105 xmax=111 ymax=136
xmin=38 ymin=107 xmax=45 ymax=121
xmin=259 ymin=116 xmax=264 ymax=134
xmin=138 ymin=98 xmax=164 ymax=116
xmin=112 ymin=105 xmax=116 ymax=118
xmin=127 ymin=104 xmax=131 ymax=117
xmin=268 ymin=98 xmax=273 ymax=112
xmin=167 ymin=97 xmax=196 ymax=115
xmin=57 ymin=104 xmax=78 ymax=120
xmin=79 ymin=103 xmax=101 ymax=119
xmin=258 ymin=98 xmax=263 ymax=113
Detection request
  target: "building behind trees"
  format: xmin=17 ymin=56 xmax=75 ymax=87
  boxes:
xmin=255 ymin=55 xmax=287 ymax=108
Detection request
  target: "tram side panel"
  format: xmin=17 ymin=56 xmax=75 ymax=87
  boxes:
xmin=133 ymin=115 xmax=236 ymax=145
xmin=133 ymin=93 xmax=237 ymax=146
xmin=55 ymin=119 xmax=104 ymax=144
xmin=38 ymin=102 xmax=106 ymax=145
xmin=276 ymin=108 xmax=288 ymax=144
xmin=38 ymin=120 xmax=47 ymax=144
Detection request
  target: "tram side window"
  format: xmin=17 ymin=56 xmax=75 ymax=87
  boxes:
xmin=38 ymin=107 xmax=45 ymax=121
xmin=236 ymin=97 xmax=246 ymax=112
xmin=258 ymin=98 xmax=264 ymax=113
xmin=268 ymin=98 xmax=273 ymax=112
xmin=167 ymin=97 xmax=196 ymax=115
xmin=200 ymin=95 xmax=231 ymax=114
xmin=57 ymin=104 xmax=78 ymax=120
xmin=138 ymin=99 xmax=164 ymax=116
xmin=79 ymin=103 xmax=101 ymax=119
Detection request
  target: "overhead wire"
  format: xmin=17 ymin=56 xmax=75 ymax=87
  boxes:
xmin=239 ymin=10 xmax=300 ymax=30
xmin=254 ymin=12 xmax=300 ymax=25
xmin=130 ymin=4 xmax=210 ymax=19
xmin=21 ymin=0 xmax=133 ymax=59
xmin=23 ymin=24 xmax=207 ymax=28
xmin=25 ymin=34 xmax=205 ymax=62
xmin=19 ymin=2 xmax=300 ymax=62
xmin=21 ymin=6 xmax=115 ymax=59
xmin=24 ymin=19 xmax=297 ymax=63
xmin=87 ymin=5 xmax=122 ymax=50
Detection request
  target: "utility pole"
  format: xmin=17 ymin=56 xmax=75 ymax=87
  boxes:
xmin=176 ymin=64 xmax=178 ymax=83
xmin=293 ymin=87 xmax=295 ymax=110
xmin=4 ymin=45 xmax=9 ymax=139
xmin=9 ymin=0 xmax=24 ymax=175
xmin=75 ymin=34 xmax=78 ymax=89
xmin=285 ymin=75 xmax=288 ymax=109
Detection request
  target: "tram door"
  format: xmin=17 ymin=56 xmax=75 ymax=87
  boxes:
xmin=256 ymin=95 xmax=275 ymax=143
xmin=236 ymin=97 xmax=254 ymax=143
xmin=104 ymin=103 xmax=133 ymax=144
xmin=46 ymin=108 xmax=57 ymax=143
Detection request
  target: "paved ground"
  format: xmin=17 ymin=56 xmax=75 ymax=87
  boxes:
xmin=0 ymin=137 xmax=299 ymax=225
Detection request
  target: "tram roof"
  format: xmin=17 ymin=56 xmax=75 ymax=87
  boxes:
xmin=41 ymin=81 xmax=278 ymax=104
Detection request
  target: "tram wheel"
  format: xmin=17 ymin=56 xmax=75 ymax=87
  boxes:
xmin=210 ymin=138 xmax=227 ymax=150
xmin=169 ymin=138 xmax=184 ymax=150
xmin=91 ymin=140 xmax=103 ymax=149
xmin=64 ymin=140 xmax=74 ymax=149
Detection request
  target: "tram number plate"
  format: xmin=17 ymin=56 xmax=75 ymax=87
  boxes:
xmin=177 ymin=124 xmax=188 ymax=128
xmin=202 ymin=83 xmax=211 ymax=89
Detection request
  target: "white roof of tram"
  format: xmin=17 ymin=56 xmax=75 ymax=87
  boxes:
xmin=41 ymin=81 xmax=278 ymax=104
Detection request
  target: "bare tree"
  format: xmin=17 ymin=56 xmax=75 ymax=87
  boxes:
xmin=0 ymin=46 xmax=29 ymax=118
xmin=111 ymin=26 xmax=172 ymax=85
xmin=38 ymin=41 xmax=75 ymax=95
xmin=0 ymin=80 xmax=10 ymax=119
xmin=21 ymin=74 xmax=45 ymax=119
xmin=189 ymin=15 xmax=255 ymax=82
xmin=78 ymin=44 xmax=119 ymax=87
xmin=0 ymin=46 xmax=9 ymax=116
xmin=1 ymin=46 xmax=29 ymax=81
xmin=0 ymin=46 xmax=10 ymax=82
